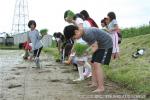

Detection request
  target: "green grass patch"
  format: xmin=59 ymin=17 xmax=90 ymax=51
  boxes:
xmin=43 ymin=39 xmax=60 ymax=59
xmin=43 ymin=39 xmax=60 ymax=60
xmin=121 ymin=25 xmax=150 ymax=38
xmin=0 ymin=44 xmax=19 ymax=50
xmin=50 ymin=40 xmax=57 ymax=48
xmin=43 ymin=47 xmax=60 ymax=59
xmin=104 ymin=34 xmax=150 ymax=94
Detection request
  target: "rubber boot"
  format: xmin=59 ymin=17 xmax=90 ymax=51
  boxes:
xmin=83 ymin=62 xmax=92 ymax=77
xmin=73 ymin=66 xmax=84 ymax=81
xmin=35 ymin=57 xmax=40 ymax=68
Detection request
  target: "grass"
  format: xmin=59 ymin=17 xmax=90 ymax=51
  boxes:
xmin=121 ymin=25 xmax=150 ymax=38
xmin=43 ymin=47 xmax=59 ymax=59
xmin=43 ymin=39 xmax=59 ymax=59
xmin=0 ymin=44 xmax=19 ymax=50
xmin=104 ymin=34 xmax=150 ymax=95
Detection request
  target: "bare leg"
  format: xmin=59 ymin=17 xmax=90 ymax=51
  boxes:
xmin=92 ymin=62 xmax=104 ymax=93
xmin=116 ymin=52 xmax=120 ymax=59
xmin=111 ymin=53 xmax=115 ymax=60
xmin=88 ymin=63 xmax=97 ymax=87
xmin=112 ymin=53 xmax=119 ymax=60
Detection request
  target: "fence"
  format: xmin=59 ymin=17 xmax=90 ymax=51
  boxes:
xmin=0 ymin=37 xmax=5 ymax=45
xmin=0 ymin=37 xmax=14 ymax=46
xmin=12 ymin=33 xmax=52 ymax=47
xmin=5 ymin=37 xmax=14 ymax=46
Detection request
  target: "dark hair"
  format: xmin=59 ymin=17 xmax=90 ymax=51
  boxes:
xmin=28 ymin=20 xmax=36 ymax=28
xmin=80 ymin=10 xmax=90 ymax=20
xmin=19 ymin=43 xmax=24 ymax=49
xmin=63 ymin=25 xmax=78 ymax=40
xmin=101 ymin=18 xmax=108 ymax=26
xmin=101 ymin=19 xmax=105 ymax=24
xmin=53 ymin=32 xmax=57 ymax=37
xmin=107 ymin=12 xmax=116 ymax=21
xmin=73 ymin=13 xmax=84 ymax=20
xmin=53 ymin=32 xmax=64 ymax=41
xmin=80 ymin=10 xmax=98 ymax=27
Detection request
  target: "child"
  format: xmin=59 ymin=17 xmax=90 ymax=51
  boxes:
xmin=19 ymin=41 xmax=33 ymax=60
xmin=61 ymin=38 xmax=74 ymax=62
xmin=53 ymin=32 xmax=65 ymax=54
xmin=27 ymin=20 xmax=44 ymax=68
xmin=72 ymin=43 xmax=92 ymax=81
xmin=107 ymin=12 xmax=120 ymax=59
xmin=101 ymin=18 xmax=108 ymax=30
xmin=64 ymin=10 xmax=92 ymax=81
xmin=63 ymin=25 xmax=113 ymax=93
xmin=80 ymin=10 xmax=98 ymax=28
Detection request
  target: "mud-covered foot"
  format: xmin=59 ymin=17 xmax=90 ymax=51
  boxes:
xmin=92 ymin=88 xmax=105 ymax=93
xmin=35 ymin=58 xmax=40 ymax=69
xmin=87 ymin=84 xmax=97 ymax=88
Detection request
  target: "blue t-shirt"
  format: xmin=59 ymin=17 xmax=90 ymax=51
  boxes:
xmin=82 ymin=27 xmax=113 ymax=49
xmin=28 ymin=29 xmax=43 ymax=50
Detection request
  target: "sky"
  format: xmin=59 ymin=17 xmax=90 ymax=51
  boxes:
xmin=0 ymin=0 xmax=150 ymax=35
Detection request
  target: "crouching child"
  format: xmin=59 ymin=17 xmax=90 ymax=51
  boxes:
xmin=63 ymin=25 xmax=113 ymax=93
xmin=19 ymin=41 xmax=33 ymax=60
xmin=72 ymin=43 xmax=92 ymax=81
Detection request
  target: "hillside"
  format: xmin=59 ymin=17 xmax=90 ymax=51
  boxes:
xmin=105 ymin=34 xmax=150 ymax=95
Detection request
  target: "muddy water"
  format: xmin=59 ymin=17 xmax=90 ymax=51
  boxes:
xmin=0 ymin=50 xmax=23 ymax=68
xmin=0 ymin=50 xmax=84 ymax=100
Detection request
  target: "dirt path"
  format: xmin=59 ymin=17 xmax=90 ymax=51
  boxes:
xmin=0 ymin=50 xmax=146 ymax=100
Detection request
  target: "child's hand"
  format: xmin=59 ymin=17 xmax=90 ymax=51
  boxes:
xmin=70 ymin=52 xmax=75 ymax=57
xmin=91 ymin=42 xmax=98 ymax=53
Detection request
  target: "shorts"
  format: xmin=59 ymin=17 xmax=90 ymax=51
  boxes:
xmin=91 ymin=48 xmax=112 ymax=65
xmin=33 ymin=47 xmax=43 ymax=57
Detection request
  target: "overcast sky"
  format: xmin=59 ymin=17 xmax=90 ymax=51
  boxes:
xmin=0 ymin=0 xmax=150 ymax=35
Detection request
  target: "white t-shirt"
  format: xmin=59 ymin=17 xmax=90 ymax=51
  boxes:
xmin=83 ymin=20 xmax=91 ymax=28
xmin=75 ymin=18 xmax=84 ymax=25
xmin=108 ymin=19 xmax=118 ymax=37
xmin=75 ymin=18 xmax=91 ymax=27
xmin=108 ymin=19 xmax=118 ymax=31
